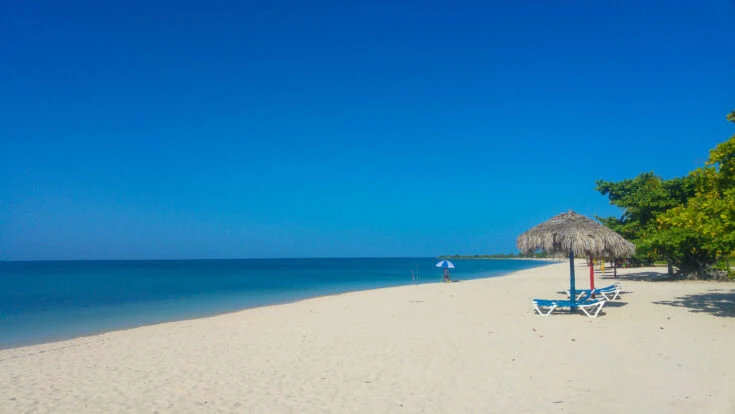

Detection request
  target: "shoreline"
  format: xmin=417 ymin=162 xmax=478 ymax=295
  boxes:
xmin=1 ymin=260 xmax=733 ymax=413
xmin=436 ymin=257 xmax=565 ymax=261
xmin=0 ymin=260 xmax=556 ymax=351
xmin=0 ymin=265 xmax=536 ymax=353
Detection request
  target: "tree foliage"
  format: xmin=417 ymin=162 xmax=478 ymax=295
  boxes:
xmin=595 ymin=173 xmax=696 ymax=265
xmin=596 ymin=111 xmax=735 ymax=279
xmin=657 ymin=115 xmax=735 ymax=276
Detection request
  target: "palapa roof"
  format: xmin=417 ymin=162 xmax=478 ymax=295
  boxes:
xmin=516 ymin=211 xmax=635 ymax=258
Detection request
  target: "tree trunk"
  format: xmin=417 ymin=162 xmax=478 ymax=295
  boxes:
xmin=678 ymin=260 xmax=728 ymax=280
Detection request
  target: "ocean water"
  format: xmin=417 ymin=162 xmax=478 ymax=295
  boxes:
xmin=0 ymin=258 xmax=552 ymax=348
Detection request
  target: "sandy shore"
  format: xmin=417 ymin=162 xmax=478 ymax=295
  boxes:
xmin=1 ymin=260 xmax=733 ymax=413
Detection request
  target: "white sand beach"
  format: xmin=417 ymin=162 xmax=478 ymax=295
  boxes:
xmin=1 ymin=261 xmax=733 ymax=413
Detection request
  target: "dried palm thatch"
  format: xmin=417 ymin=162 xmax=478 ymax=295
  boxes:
xmin=517 ymin=211 xmax=635 ymax=258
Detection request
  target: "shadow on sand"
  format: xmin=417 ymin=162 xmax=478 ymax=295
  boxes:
xmin=613 ymin=271 xmax=675 ymax=282
xmin=653 ymin=289 xmax=735 ymax=318
xmin=601 ymin=300 xmax=628 ymax=308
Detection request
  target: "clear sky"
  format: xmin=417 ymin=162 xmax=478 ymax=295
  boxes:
xmin=2 ymin=0 xmax=734 ymax=260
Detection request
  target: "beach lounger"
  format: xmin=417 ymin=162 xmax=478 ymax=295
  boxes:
xmin=566 ymin=284 xmax=621 ymax=301
xmin=532 ymin=298 xmax=607 ymax=318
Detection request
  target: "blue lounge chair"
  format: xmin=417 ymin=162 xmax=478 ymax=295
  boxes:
xmin=532 ymin=298 xmax=607 ymax=318
xmin=566 ymin=283 xmax=621 ymax=301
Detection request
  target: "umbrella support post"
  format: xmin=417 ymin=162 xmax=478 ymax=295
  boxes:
xmin=589 ymin=255 xmax=595 ymax=299
xmin=614 ymin=259 xmax=618 ymax=279
xmin=569 ymin=249 xmax=576 ymax=312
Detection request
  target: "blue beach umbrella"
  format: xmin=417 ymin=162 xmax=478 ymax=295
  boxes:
xmin=436 ymin=260 xmax=455 ymax=282
xmin=435 ymin=260 xmax=455 ymax=269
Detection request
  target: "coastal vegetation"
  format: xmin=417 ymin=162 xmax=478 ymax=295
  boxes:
xmin=438 ymin=252 xmax=550 ymax=260
xmin=596 ymin=110 xmax=735 ymax=280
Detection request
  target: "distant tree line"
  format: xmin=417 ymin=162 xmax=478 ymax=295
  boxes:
xmin=596 ymin=110 xmax=735 ymax=280
xmin=438 ymin=252 xmax=550 ymax=260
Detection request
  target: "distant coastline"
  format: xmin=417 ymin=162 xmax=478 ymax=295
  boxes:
xmin=437 ymin=254 xmax=555 ymax=260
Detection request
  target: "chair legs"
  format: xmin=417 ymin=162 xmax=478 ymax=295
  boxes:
xmin=577 ymin=300 xmax=606 ymax=318
xmin=600 ymin=289 xmax=620 ymax=301
xmin=533 ymin=302 xmax=557 ymax=316
xmin=532 ymin=300 xmax=606 ymax=318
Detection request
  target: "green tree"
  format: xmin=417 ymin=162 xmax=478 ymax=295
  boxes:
xmin=657 ymin=113 xmax=735 ymax=278
xmin=597 ymin=110 xmax=735 ymax=279
xmin=595 ymin=172 xmax=696 ymax=267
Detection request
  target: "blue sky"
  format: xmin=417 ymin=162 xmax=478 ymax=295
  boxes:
xmin=2 ymin=0 xmax=734 ymax=260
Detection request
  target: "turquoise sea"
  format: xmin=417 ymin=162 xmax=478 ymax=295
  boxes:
xmin=0 ymin=258 xmax=552 ymax=349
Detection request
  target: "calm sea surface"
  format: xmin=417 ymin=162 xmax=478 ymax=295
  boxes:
xmin=0 ymin=258 xmax=552 ymax=348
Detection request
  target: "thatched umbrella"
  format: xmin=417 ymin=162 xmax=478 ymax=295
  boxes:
xmin=516 ymin=211 xmax=635 ymax=306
